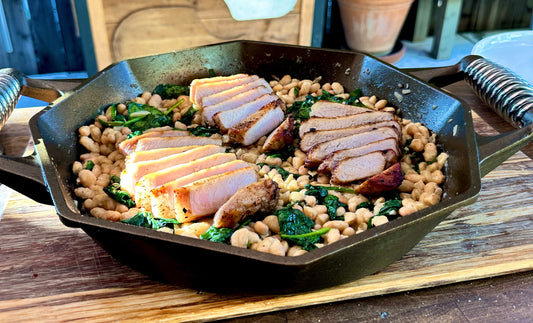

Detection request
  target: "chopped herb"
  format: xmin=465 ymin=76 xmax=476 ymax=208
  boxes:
xmin=200 ymin=226 xmax=234 ymax=243
xmin=305 ymin=184 xmax=355 ymax=194
xmin=257 ymin=163 xmax=299 ymax=180
xmin=84 ymin=160 xmax=95 ymax=170
xmin=208 ymin=68 xmax=216 ymax=77
xmin=293 ymin=86 xmax=299 ymax=97
xmin=103 ymin=176 xmax=135 ymax=208
xmin=188 ymin=125 xmax=220 ymax=137
xmin=153 ymin=84 xmax=190 ymax=99
xmin=179 ymin=106 xmax=199 ymax=125
xmin=164 ymin=98 xmax=184 ymax=116
xmin=121 ymin=211 xmax=180 ymax=230
xmin=281 ymin=227 xmax=331 ymax=251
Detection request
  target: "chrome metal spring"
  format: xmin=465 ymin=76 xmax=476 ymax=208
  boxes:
xmin=0 ymin=70 xmax=22 ymax=131
xmin=463 ymin=57 xmax=533 ymax=128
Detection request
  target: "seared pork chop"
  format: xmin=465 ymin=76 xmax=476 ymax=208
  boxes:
xmin=228 ymin=104 xmax=285 ymax=146
xmin=298 ymin=111 xmax=396 ymax=137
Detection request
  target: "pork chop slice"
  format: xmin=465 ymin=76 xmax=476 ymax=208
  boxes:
xmin=299 ymin=120 xmax=401 ymax=152
xmin=298 ymin=111 xmax=396 ymax=137
xmin=190 ymin=74 xmax=251 ymax=105
xmin=149 ymin=160 xmax=251 ymax=217
xmin=118 ymin=130 xmax=189 ymax=155
xmin=134 ymin=136 xmax=222 ymax=151
xmin=228 ymin=104 xmax=285 ymax=146
xmin=309 ymin=100 xmax=373 ymax=118
xmin=262 ymin=115 xmax=294 ymax=152
xmin=125 ymin=146 xmax=199 ymax=165
xmin=330 ymin=151 xmax=387 ymax=184
xmin=202 ymin=86 xmax=272 ymax=126
xmin=172 ymin=167 xmax=258 ymax=223
xmin=355 ymin=162 xmax=403 ymax=195
xmin=121 ymin=144 xmax=225 ymax=196
xmin=135 ymin=152 xmax=236 ymax=210
xmin=212 ymin=94 xmax=280 ymax=132
xmin=318 ymin=137 xmax=400 ymax=173
xmin=201 ymin=78 xmax=271 ymax=107
xmin=213 ymin=179 xmax=279 ymax=228
xmin=305 ymin=127 xmax=400 ymax=166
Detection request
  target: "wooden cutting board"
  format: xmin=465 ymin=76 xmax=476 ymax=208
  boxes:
xmin=0 ymin=85 xmax=532 ymax=322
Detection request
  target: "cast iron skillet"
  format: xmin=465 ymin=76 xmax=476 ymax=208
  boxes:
xmin=1 ymin=41 xmax=533 ymax=293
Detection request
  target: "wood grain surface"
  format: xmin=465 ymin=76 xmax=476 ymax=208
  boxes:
xmin=0 ymin=81 xmax=532 ymax=322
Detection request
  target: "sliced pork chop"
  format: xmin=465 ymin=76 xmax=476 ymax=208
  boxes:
xmin=309 ymin=100 xmax=373 ymax=118
xmin=134 ymin=136 xmax=222 ymax=151
xmin=262 ymin=115 xmax=294 ymax=152
xmin=298 ymin=111 xmax=396 ymax=137
xmin=118 ymin=130 xmax=189 ymax=155
xmin=300 ymin=120 xmax=401 ymax=152
xmin=201 ymin=78 xmax=271 ymax=107
xmin=318 ymin=137 xmax=400 ymax=173
xmin=331 ymin=151 xmax=387 ymax=184
xmin=213 ymin=179 xmax=280 ymax=228
xmin=125 ymin=146 xmax=199 ymax=165
xmin=202 ymin=86 xmax=272 ymax=126
xmin=355 ymin=162 xmax=403 ymax=195
xmin=228 ymin=104 xmax=285 ymax=146
xmin=135 ymin=152 xmax=236 ymax=210
xmin=172 ymin=167 xmax=258 ymax=223
xmin=121 ymin=144 xmax=225 ymax=196
xmin=213 ymin=94 xmax=280 ymax=132
xmin=305 ymin=127 xmax=400 ymax=166
xmin=190 ymin=74 xmax=251 ymax=105
xmin=150 ymin=160 xmax=251 ymax=217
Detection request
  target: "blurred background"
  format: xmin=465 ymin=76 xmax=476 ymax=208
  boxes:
xmin=1 ymin=0 xmax=532 ymax=106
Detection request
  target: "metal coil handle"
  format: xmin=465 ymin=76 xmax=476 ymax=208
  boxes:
xmin=462 ymin=55 xmax=533 ymax=128
xmin=0 ymin=68 xmax=24 ymax=131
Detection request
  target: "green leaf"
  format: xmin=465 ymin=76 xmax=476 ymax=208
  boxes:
xmin=188 ymin=125 xmax=220 ymax=137
xmin=324 ymin=194 xmax=346 ymax=220
xmin=153 ymin=84 xmax=190 ymax=99
xmin=264 ymin=145 xmax=295 ymax=161
xmin=356 ymin=201 xmax=373 ymax=210
xmin=377 ymin=199 xmax=402 ymax=220
xmin=276 ymin=205 xmax=314 ymax=236
xmin=103 ymin=177 xmax=135 ymax=208
xmin=208 ymin=69 xmax=216 ymax=77
xmin=200 ymin=226 xmax=234 ymax=243
xmin=121 ymin=211 xmax=180 ymax=230
xmin=84 ymin=160 xmax=95 ymax=171
xmin=179 ymin=106 xmax=199 ymax=125
xmin=281 ymin=227 xmax=330 ymax=251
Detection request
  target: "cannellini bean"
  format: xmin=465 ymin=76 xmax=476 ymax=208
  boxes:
xmin=322 ymin=228 xmax=340 ymax=245
xmin=78 ymin=169 xmax=96 ymax=187
xmin=231 ymin=228 xmax=261 ymax=248
xmin=263 ymin=215 xmax=280 ymax=234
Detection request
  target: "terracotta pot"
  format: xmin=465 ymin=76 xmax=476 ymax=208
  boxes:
xmin=338 ymin=0 xmax=414 ymax=55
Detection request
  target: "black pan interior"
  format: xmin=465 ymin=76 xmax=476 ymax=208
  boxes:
xmin=29 ymin=41 xmax=481 ymax=291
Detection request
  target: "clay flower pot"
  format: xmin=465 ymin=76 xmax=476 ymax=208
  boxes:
xmin=338 ymin=0 xmax=414 ymax=55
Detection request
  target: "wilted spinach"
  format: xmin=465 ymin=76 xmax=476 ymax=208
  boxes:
xmin=188 ymin=125 xmax=220 ymax=137
xmin=103 ymin=175 xmax=136 ymax=208
xmin=281 ymin=227 xmax=330 ymax=251
xmin=122 ymin=211 xmax=180 ymax=230
xmin=153 ymin=84 xmax=190 ymax=99
xmin=200 ymin=226 xmax=235 ymax=243
xmin=304 ymin=184 xmax=347 ymax=220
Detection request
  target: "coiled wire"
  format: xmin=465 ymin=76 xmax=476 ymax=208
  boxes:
xmin=464 ymin=57 xmax=533 ymax=128
xmin=0 ymin=71 xmax=21 ymax=131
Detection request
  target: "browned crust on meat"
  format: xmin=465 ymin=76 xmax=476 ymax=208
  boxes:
xmin=355 ymin=162 xmax=403 ymax=195
xmin=213 ymin=179 xmax=280 ymax=228
xmin=262 ymin=116 xmax=294 ymax=152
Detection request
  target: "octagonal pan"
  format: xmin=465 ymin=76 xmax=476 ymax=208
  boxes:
xmin=1 ymin=41 xmax=533 ymax=293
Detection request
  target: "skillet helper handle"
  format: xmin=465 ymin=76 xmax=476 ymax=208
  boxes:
xmin=0 ymin=68 xmax=67 ymax=205
xmin=461 ymin=55 xmax=533 ymax=177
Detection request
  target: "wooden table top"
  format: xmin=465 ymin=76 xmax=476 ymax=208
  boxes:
xmin=0 ymin=80 xmax=532 ymax=322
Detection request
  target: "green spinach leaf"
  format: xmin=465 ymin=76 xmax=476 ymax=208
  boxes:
xmin=281 ymin=227 xmax=331 ymax=251
xmin=153 ymin=84 xmax=190 ymax=99
xmin=122 ymin=211 xmax=180 ymax=230
xmin=200 ymin=226 xmax=235 ymax=243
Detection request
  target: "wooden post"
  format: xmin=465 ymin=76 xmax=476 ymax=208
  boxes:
xmin=412 ymin=0 xmax=433 ymax=42
xmin=430 ymin=0 xmax=463 ymax=60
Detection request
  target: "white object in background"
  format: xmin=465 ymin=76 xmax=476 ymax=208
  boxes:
xmin=471 ymin=30 xmax=533 ymax=86
xmin=0 ymin=184 xmax=12 ymax=221
xmin=224 ymin=0 xmax=297 ymax=21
